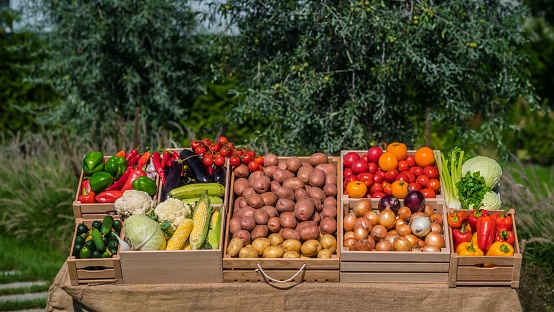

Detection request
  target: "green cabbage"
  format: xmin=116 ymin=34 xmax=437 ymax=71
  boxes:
xmin=480 ymin=191 xmax=502 ymax=210
xmin=461 ymin=156 xmax=502 ymax=189
xmin=123 ymin=215 xmax=167 ymax=251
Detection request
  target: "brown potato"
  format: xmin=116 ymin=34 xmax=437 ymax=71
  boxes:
xmin=229 ymin=216 xmax=242 ymax=234
xmin=273 ymin=169 xmax=295 ymax=183
xmin=299 ymin=224 xmax=320 ymax=241
xmin=263 ymin=165 xmax=278 ymax=178
xmin=260 ymin=192 xmax=278 ymax=206
xmin=310 ymin=211 xmax=321 ymax=223
xmin=294 ymin=198 xmax=315 ymax=221
xmin=280 ymin=228 xmax=301 ymax=241
xmin=282 ymin=239 xmax=302 ymax=253
xmin=321 ymin=205 xmax=337 ymax=219
xmin=317 ymin=249 xmax=334 ymax=258
xmin=242 ymin=187 xmax=256 ymax=197
xmin=245 ymin=193 xmax=264 ymax=208
xmin=309 ymin=153 xmax=328 ymax=166
xmin=295 ymin=221 xmax=318 ymax=232
xmin=283 ymin=250 xmax=301 ymax=258
xmin=319 ymin=217 xmax=337 ymax=235
xmin=275 ymin=186 xmax=295 ymax=201
xmin=270 ymin=180 xmax=281 ymax=192
xmin=325 ymin=172 xmax=338 ymax=186
xmin=248 ymin=171 xmax=265 ymax=186
xmin=252 ymin=176 xmax=271 ymax=193
xmin=267 ymin=217 xmax=281 ymax=233
xmin=233 ymin=164 xmax=250 ymax=178
xmin=263 ymin=246 xmax=285 ymax=258
xmin=227 ymin=237 xmax=244 ymax=257
xmin=277 ymin=160 xmax=287 ymax=170
xmin=268 ymin=233 xmax=284 ymax=246
xmin=301 ymin=240 xmax=322 ymax=257
xmin=251 ymin=225 xmax=269 ymax=240
xmin=323 ymin=197 xmax=337 ymax=208
xmin=234 ymin=206 xmax=256 ymax=219
xmin=254 ymin=209 xmax=270 ymax=225
xmin=282 ymin=177 xmax=305 ymax=191
xmin=315 ymin=163 xmax=336 ymax=176
xmin=240 ymin=216 xmax=256 ymax=231
xmin=285 ymin=156 xmax=302 ymax=173
xmin=296 ymin=166 xmax=314 ymax=184
xmin=233 ymin=230 xmax=252 ymax=246
xmin=233 ymin=178 xmax=250 ymax=196
xmin=309 ymin=169 xmax=326 ymax=188
xmin=261 ymin=206 xmax=278 ymax=218
xmin=263 ymin=154 xmax=279 ymax=167
xmin=279 ymin=211 xmax=297 ymax=229
xmin=323 ymin=184 xmax=338 ymax=197
xmin=307 ymin=186 xmax=326 ymax=202
xmin=233 ymin=196 xmax=248 ymax=211
xmin=276 ymin=198 xmax=296 ymax=213
xmin=238 ymin=246 xmax=258 ymax=258
xmin=294 ymin=188 xmax=309 ymax=201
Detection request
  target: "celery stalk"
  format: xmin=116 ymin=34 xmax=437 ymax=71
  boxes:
xmin=439 ymin=148 xmax=463 ymax=209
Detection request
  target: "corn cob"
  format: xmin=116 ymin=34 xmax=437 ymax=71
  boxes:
xmin=189 ymin=191 xmax=212 ymax=250
xmin=165 ymin=219 xmax=193 ymax=250
xmin=183 ymin=240 xmax=191 ymax=250
xmin=207 ymin=209 xmax=222 ymax=250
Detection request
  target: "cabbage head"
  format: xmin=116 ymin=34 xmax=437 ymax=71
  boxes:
xmin=480 ymin=191 xmax=502 ymax=210
xmin=462 ymin=156 xmax=502 ymax=189
xmin=124 ymin=214 xmax=167 ymax=251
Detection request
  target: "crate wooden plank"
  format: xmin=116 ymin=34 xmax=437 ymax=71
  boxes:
xmin=341 ymin=261 xmax=449 ymax=272
xmin=222 ymin=257 xmax=339 ymax=270
xmin=223 ymin=270 xmax=339 ymax=283
xmin=74 ymin=278 xmax=119 ymax=286
xmin=340 ymin=272 xmax=449 ymax=283
xmin=456 ymin=266 xmax=514 ymax=280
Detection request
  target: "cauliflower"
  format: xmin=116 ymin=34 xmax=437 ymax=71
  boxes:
xmin=114 ymin=190 xmax=156 ymax=217
xmin=154 ymin=198 xmax=192 ymax=231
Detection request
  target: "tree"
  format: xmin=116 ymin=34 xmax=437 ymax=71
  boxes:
xmin=211 ymin=0 xmax=538 ymax=156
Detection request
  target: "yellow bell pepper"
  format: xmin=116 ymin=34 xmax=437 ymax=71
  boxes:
xmin=456 ymin=240 xmax=484 ymax=256
xmin=485 ymin=241 xmax=515 ymax=257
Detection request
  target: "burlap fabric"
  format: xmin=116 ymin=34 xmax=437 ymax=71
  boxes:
xmin=47 ymin=263 xmax=522 ymax=312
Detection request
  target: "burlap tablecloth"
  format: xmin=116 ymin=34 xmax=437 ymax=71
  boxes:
xmin=47 ymin=263 xmax=522 ymax=312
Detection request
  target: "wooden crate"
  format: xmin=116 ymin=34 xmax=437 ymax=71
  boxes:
xmin=119 ymin=204 xmax=227 ymax=284
xmin=222 ymin=156 xmax=341 ymax=283
xmin=66 ymin=218 xmax=123 ymax=286
xmin=448 ymin=208 xmax=522 ymax=288
xmin=340 ymin=199 xmax=451 ymax=283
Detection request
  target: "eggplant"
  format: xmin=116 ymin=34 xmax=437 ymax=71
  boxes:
xmin=179 ymin=149 xmax=213 ymax=183
xmin=160 ymin=160 xmax=183 ymax=202
xmin=213 ymin=166 xmax=227 ymax=187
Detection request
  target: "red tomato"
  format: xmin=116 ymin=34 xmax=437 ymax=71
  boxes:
xmin=423 ymin=166 xmax=440 ymax=179
xmin=416 ymin=174 xmax=430 ymax=187
xmin=201 ymin=138 xmax=212 ymax=146
xmin=219 ymin=147 xmax=230 ymax=158
xmin=209 ymin=143 xmax=220 ymax=153
xmin=402 ymin=170 xmax=416 ymax=183
xmin=382 ymin=181 xmax=392 ymax=195
xmin=421 ymin=188 xmax=436 ymax=198
xmin=370 ymin=182 xmax=383 ymax=195
xmin=344 ymin=175 xmax=359 ymax=189
xmin=229 ymin=155 xmax=241 ymax=167
xmin=357 ymin=172 xmax=374 ymax=188
xmin=248 ymin=160 xmax=260 ymax=172
xmin=384 ymin=169 xmax=399 ymax=183
xmin=371 ymin=192 xmax=386 ymax=198
xmin=405 ymin=155 xmax=416 ymax=167
xmin=361 ymin=154 xmax=369 ymax=163
xmin=194 ymin=146 xmax=206 ymax=155
xmin=408 ymin=182 xmax=422 ymax=192
xmin=410 ymin=166 xmax=424 ymax=177
xmin=246 ymin=149 xmax=256 ymax=158
xmin=202 ymin=154 xmax=214 ymax=167
xmin=351 ymin=159 xmax=369 ymax=175
xmin=396 ymin=172 xmax=410 ymax=182
xmin=242 ymin=153 xmax=253 ymax=165
xmin=217 ymin=136 xmax=228 ymax=146
xmin=373 ymin=172 xmax=384 ymax=184
xmin=343 ymin=168 xmax=353 ymax=177
xmin=426 ymin=178 xmax=441 ymax=192
xmin=191 ymin=139 xmax=201 ymax=150
xmin=367 ymin=147 xmax=383 ymax=163
xmin=254 ymin=156 xmax=264 ymax=165
xmin=214 ymin=155 xmax=226 ymax=167
xmin=368 ymin=162 xmax=378 ymax=174
xmin=343 ymin=152 xmax=361 ymax=168
xmin=397 ymin=160 xmax=410 ymax=172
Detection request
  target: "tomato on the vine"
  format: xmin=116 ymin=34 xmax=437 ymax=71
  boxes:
xmin=248 ymin=160 xmax=260 ymax=172
xmin=391 ymin=180 xmax=410 ymax=199
xmin=346 ymin=181 xmax=367 ymax=198
xmin=254 ymin=156 xmax=264 ymax=165
xmin=242 ymin=153 xmax=253 ymax=165
xmin=202 ymin=154 xmax=214 ymax=167
xmin=214 ymin=155 xmax=226 ymax=167
xmin=201 ymin=138 xmax=212 ymax=146
xmin=229 ymin=155 xmax=241 ymax=167
xmin=209 ymin=143 xmax=220 ymax=153
xmin=194 ymin=146 xmax=206 ymax=155
xmin=217 ymin=136 xmax=228 ymax=146
xmin=191 ymin=140 xmax=201 ymax=150
xmin=219 ymin=147 xmax=230 ymax=158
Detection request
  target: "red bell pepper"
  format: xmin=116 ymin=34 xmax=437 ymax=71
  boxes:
xmin=105 ymin=166 xmax=133 ymax=191
xmin=468 ymin=208 xmax=490 ymax=233
xmin=447 ymin=211 xmax=468 ymax=229
xmin=78 ymin=180 xmax=96 ymax=203
xmin=476 ymin=215 xmax=496 ymax=252
xmin=452 ymin=222 xmax=472 ymax=250
xmin=491 ymin=208 xmax=513 ymax=231
xmin=496 ymin=229 xmax=516 ymax=246
xmin=121 ymin=168 xmax=147 ymax=192
xmin=95 ymin=190 xmax=124 ymax=203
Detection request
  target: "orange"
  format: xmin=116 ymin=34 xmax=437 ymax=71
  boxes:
xmin=414 ymin=147 xmax=436 ymax=167
xmin=386 ymin=142 xmax=408 ymax=161
xmin=346 ymin=181 xmax=368 ymax=198
xmin=378 ymin=152 xmax=399 ymax=171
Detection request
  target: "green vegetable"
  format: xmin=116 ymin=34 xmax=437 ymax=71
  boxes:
xmin=132 ymin=176 xmax=157 ymax=196
xmin=92 ymin=228 xmax=106 ymax=253
xmin=123 ymin=214 xmax=167 ymax=250
xmin=101 ymin=215 xmax=114 ymax=236
xmin=438 ymin=148 xmax=464 ymax=209
xmin=461 ymin=156 xmax=503 ymax=189
xmin=481 ymin=191 xmax=502 ymax=210
xmin=79 ymin=246 xmax=92 ymax=259
xmin=207 ymin=209 xmax=222 ymax=250
xmin=89 ymin=171 xmax=114 ymax=194
xmin=82 ymin=151 xmax=105 ymax=175
xmin=456 ymin=171 xmax=491 ymax=209
xmin=105 ymin=155 xmax=128 ymax=179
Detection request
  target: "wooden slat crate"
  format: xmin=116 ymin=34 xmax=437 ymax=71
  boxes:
xmin=340 ymin=199 xmax=451 ymax=283
xmin=66 ymin=218 xmax=123 ymax=286
xmin=222 ymin=156 xmax=341 ymax=283
xmin=448 ymin=208 xmax=522 ymax=288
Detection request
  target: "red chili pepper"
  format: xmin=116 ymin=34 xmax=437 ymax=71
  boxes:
xmin=152 ymin=151 xmax=165 ymax=185
xmin=105 ymin=166 xmax=133 ymax=191
xmin=115 ymin=150 xmax=126 ymax=158
xmin=171 ymin=150 xmax=180 ymax=160
xmin=127 ymin=153 xmax=140 ymax=167
xmin=137 ymin=150 xmax=151 ymax=171
xmin=166 ymin=156 xmax=177 ymax=167
xmin=468 ymin=209 xmax=490 ymax=233
xmin=162 ymin=150 xmax=171 ymax=168
xmin=95 ymin=190 xmax=124 ymax=203
xmin=476 ymin=215 xmax=496 ymax=252
xmin=491 ymin=208 xmax=513 ymax=231
xmin=452 ymin=222 xmax=472 ymax=251
xmin=496 ymin=229 xmax=516 ymax=246
xmin=121 ymin=168 xmax=147 ymax=192
xmin=447 ymin=211 xmax=468 ymax=229
xmin=125 ymin=148 xmax=139 ymax=162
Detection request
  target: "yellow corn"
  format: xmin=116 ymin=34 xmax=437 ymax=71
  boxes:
xmin=189 ymin=191 xmax=212 ymax=250
xmin=165 ymin=219 xmax=193 ymax=250
xmin=183 ymin=240 xmax=191 ymax=250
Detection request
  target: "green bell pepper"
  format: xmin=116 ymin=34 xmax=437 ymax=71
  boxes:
xmin=132 ymin=176 xmax=157 ymax=196
xmin=105 ymin=156 xmax=128 ymax=179
xmin=82 ymin=151 xmax=105 ymax=176
xmin=89 ymin=171 xmax=114 ymax=194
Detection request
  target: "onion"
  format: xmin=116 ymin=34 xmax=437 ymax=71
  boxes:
xmin=405 ymin=234 xmax=418 ymax=247
xmin=375 ymin=240 xmax=393 ymax=251
xmin=410 ymin=212 xmax=428 ymax=221
xmin=410 ymin=216 xmax=432 ymax=237
xmin=364 ymin=210 xmax=379 ymax=227
xmin=403 ymin=191 xmax=426 ymax=213
xmin=420 ymin=245 xmax=441 ymax=252
xmin=396 ymin=223 xmax=412 ymax=237
xmin=424 ymin=204 xmax=434 ymax=217
xmin=378 ymin=195 xmax=401 ymax=213
xmin=370 ymin=224 xmax=388 ymax=242
xmin=384 ymin=233 xmax=399 ymax=246
xmin=354 ymin=226 xmax=369 ymax=241
xmin=354 ymin=239 xmax=372 ymax=251
xmin=430 ymin=222 xmax=443 ymax=234
xmin=366 ymin=236 xmax=376 ymax=250
xmin=425 ymin=231 xmax=445 ymax=248
xmin=397 ymin=206 xmax=412 ymax=221
xmin=378 ymin=207 xmax=396 ymax=229
xmin=344 ymin=237 xmax=357 ymax=251
xmin=343 ymin=212 xmax=357 ymax=232
xmin=343 ymin=231 xmax=356 ymax=241
xmin=395 ymin=218 xmax=406 ymax=228
xmin=354 ymin=217 xmax=372 ymax=231
xmin=429 ymin=213 xmax=443 ymax=225
xmin=393 ymin=237 xmax=412 ymax=251
xmin=353 ymin=199 xmax=371 ymax=217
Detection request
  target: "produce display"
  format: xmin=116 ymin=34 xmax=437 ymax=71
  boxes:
xmin=226 ymin=153 xmax=339 ymax=258
xmin=342 ymin=143 xmax=441 ymax=199
xmin=343 ymin=194 xmax=446 ymax=252
xmin=72 ymin=215 xmax=122 ymax=259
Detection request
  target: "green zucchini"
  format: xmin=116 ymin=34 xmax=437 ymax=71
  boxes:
xmin=169 ymin=183 xmax=225 ymax=199
xmin=101 ymin=215 xmax=114 ymax=235
xmin=92 ymin=228 xmax=106 ymax=253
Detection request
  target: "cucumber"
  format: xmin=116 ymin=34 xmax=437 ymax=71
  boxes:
xmin=92 ymin=228 xmax=106 ymax=253
xmin=101 ymin=215 xmax=114 ymax=235
xmin=169 ymin=183 xmax=225 ymax=199
xmin=181 ymin=196 xmax=223 ymax=206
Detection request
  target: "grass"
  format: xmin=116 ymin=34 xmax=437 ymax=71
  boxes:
xmin=0 ymin=298 xmax=47 ymax=311
xmin=0 ymin=284 xmax=51 ymax=296
xmin=501 ymin=161 xmax=553 ymax=199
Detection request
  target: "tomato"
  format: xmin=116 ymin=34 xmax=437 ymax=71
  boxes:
xmin=191 ymin=139 xmax=201 ymax=150
xmin=405 ymin=155 xmax=416 ymax=167
xmin=416 ymin=174 xmax=430 ymax=187
xmin=397 ymin=160 xmax=410 ymax=172
xmin=371 ymin=192 xmax=386 ymax=198
xmin=343 ymin=152 xmax=361 ymax=168
xmin=384 ymin=169 xmax=399 ymax=183
xmin=351 ymin=159 xmax=369 ymax=175
xmin=426 ymin=178 xmax=441 ymax=192
xmin=242 ymin=153 xmax=253 ymax=165
xmin=214 ymin=155 xmax=226 ymax=167
xmin=217 ymin=136 xmax=228 ymax=146
xmin=414 ymin=147 xmax=436 ymax=167
xmin=219 ymin=147 xmax=230 ymax=158
xmin=343 ymin=168 xmax=353 ymax=177
xmin=367 ymin=147 xmax=383 ymax=163
xmin=369 ymin=182 xmax=384 ymax=195
xmin=247 ymin=150 xmax=256 ymax=158
xmin=391 ymin=180 xmax=410 ymax=199
xmin=202 ymin=154 xmax=214 ymax=167
xmin=209 ymin=143 xmax=220 ymax=153
xmin=373 ymin=171 xmax=384 ymax=183
xmin=410 ymin=166 xmax=424 ymax=177
xmin=357 ymin=172 xmax=374 ymax=188
xmin=229 ymin=155 xmax=241 ymax=167
xmin=386 ymin=142 xmax=408 ymax=161
xmin=408 ymin=182 xmax=422 ymax=192
xmin=346 ymin=181 xmax=367 ymax=198
xmin=194 ymin=146 xmax=206 ymax=155
xmin=421 ymin=188 xmax=436 ymax=198
xmin=255 ymin=156 xmax=264 ymax=165
xmin=368 ymin=162 xmax=378 ymax=174
xmin=201 ymin=138 xmax=212 ymax=146
xmin=344 ymin=175 xmax=359 ymax=189
xmin=248 ymin=160 xmax=260 ymax=172
xmin=402 ymin=170 xmax=416 ymax=183
xmin=396 ymin=172 xmax=410 ymax=182
xmin=382 ymin=181 xmax=392 ymax=195
xmin=361 ymin=154 xmax=368 ymax=163
xmin=378 ymin=152 xmax=398 ymax=171
xmin=423 ymin=165 xmax=440 ymax=179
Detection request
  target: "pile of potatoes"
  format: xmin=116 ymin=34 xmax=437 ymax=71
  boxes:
xmin=227 ymin=153 xmax=339 ymax=258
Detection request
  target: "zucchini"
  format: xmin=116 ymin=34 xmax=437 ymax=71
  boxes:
xmin=169 ymin=182 xmax=225 ymax=199
xmin=101 ymin=215 xmax=114 ymax=235
xmin=92 ymin=228 xmax=106 ymax=253
xmin=180 ymin=149 xmax=213 ymax=183
xmin=181 ymin=196 xmax=224 ymax=206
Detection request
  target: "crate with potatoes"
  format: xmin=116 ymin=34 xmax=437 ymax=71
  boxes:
xmin=222 ymin=153 xmax=340 ymax=283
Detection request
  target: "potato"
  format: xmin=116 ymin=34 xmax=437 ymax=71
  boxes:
xmin=309 ymin=169 xmax=326 ymax=188
xmin=299 ymin=224 xmax=320 ymax=241
xmin=301 ymin=161 xmax=311 ymax=167
xmin=282 ymin=239 xmax=302 ymax=253
xmin=301 ymin=239 xmax=322 ymax=257
xmin=273 ymin=169 xmax=295 ymax=183
xmin=245 ymin=193 xmax=264 ymax=208
xmin=294 ymin=198 xmax=315 ymax=221
xmin=277 ymin=160 xmax=287 ymax=170
xmin=263 ymin=153 xmax=279 ymax=167
xmin=285 ymin=156 xmax=302 ymax=173
xmin=319 ymin=217 xmax=337 ymax=235
xmin=251 ymin=238 xmax=271 ymax=256
xmin=317 ymin=249 xmax=334 ymax=258
xmin=261 ymin=205 xmax=278 ymax=218
xmin=294 ymin=188 xmax=309 ymax=201
xmin=295 ymin=221 xmax=317 ymax=232
xmin=280 ymin=228 xmax=301 ymax=241
xmin=320 ymin=234 xmax=337 ymax=252
xmin=313 ymin=198 xmax=324 ymax=213
xmin=283 ymin=251 xmax=301 ymax=258
xmin=234 ymin=206 xmax=255 ymax=219
xmin=233 ymin=164 xmax=250 ymax=178
xmin=275 ymin=186 xmax=295 ymax=201
xmin=240 ymin=216 xmax=256 ymax=231
xmin=263 ymin=165 xmax=278 ymax=178
xmin=315 ymin=163 xmax=337 ymax=176
xmin=251 ymin=225 xmax=269 ymax=240
xmin=254 ymin=209 xmax=270 ymax=225
xmin=267 ymin=217 xmax=281 ymax=233
xmin=233 ymin=196 xmax=248 ymax=211
xmin=307 ymin=186 xmax=326 ymax=202
xmin=308 ymin=153 xmax=328 ymax=166
xmin=263 ymin=246 xmax=285 ymax=258
xmin=276 ymin=198 xmax=295 ymax=213
xmin=248 ymin=171 xmax=265 ymax=186
xmin=229 ymin=216 xmax=242 ymax=234
xmin=323 ymin=184 xmax=338 ymax=197
xmin=253 ymin=176 xmax=271 ymax=194
xmin=270 ymin=180 xmax=281 ymax=192
xmin=268 ymin=233 xmax=284 ymax=246
xmin=242 ymin=187 xmax=256 ymax=197
xmin=279 ymin=211 xmax=297 ymax=229
xmin=233 ymin=230 xmax=252 ymax=246
xmin=310 ymin=211 xmax=321 ymax=223
xmin=325 ymin=172 xmax=338 ymax=186
xmin=282 ymin=177 xmax=305 ymax=191
xmin=323 ymin=197 xmax=337 ymax=208
xmin=260 ymin=192 xmax=278 ymax=206
xmin=233 ymin=178 xmax=250 ymax=196
xmin=238 ymin=246 xmax=258 ymax=258
xmin=321 ymin=205 xmax=337 ymax=219
xmin=296 ymin=166 xmax=314 ymax=184
xmin=227 ymin=237 xmax=244 ymax=257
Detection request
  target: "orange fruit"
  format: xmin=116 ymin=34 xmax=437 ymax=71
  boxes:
xmin=414 ymin=147 xmax=436 ymax=167
xmin=378 ymin=152 xmax=399 ymax=171
xmin=386 ymin=142 xmax=408 ymax=161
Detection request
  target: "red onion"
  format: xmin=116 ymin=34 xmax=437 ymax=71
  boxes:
xmin=377 ymin=195 xmax=401 ymax=213
xmin=403 ymin=191 xmax=426 ymax=213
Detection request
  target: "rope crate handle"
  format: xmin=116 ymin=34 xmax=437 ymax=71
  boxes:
xmin=255 ymin=263 xmax=306 ymax=283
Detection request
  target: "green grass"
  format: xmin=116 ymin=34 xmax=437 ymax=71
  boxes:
xmin=0 ymin=283 xmax=50 ymax=296
xmin=501 ymin=162 xmax=553 ymax=198
xmin=0 ymin=297 xmax=47 ymax=311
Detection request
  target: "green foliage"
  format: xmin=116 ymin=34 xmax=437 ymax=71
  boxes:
xmin=211 ymin=0 xmax=538 ymax=155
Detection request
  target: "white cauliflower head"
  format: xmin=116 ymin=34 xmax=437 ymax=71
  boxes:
xmin=154 ymin=198 xmax=192 ymax=230
xmin=114 ymin=190 xmax=156 ymax=217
